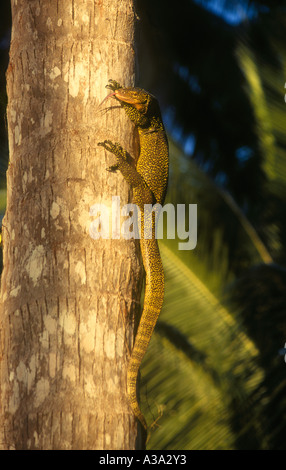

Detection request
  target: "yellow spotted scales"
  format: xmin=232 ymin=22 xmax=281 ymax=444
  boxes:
xmin=98 ymin=80 xmax=169 ymax=430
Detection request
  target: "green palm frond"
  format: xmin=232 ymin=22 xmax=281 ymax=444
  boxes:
xmin=237 ymin=41 xmax=286 ymax=192
xmin=237 ymin=43 xmax=276 ymax=179
xmin=165 ymin=140 xmax=272 ymax=291
xmin=141 ymin=23 xmax=286 ymax=447
xmin=141 ymin=96 xmax=285 ymax=448
xmin=142 ymin=243 xmax=265 ymax=450
xmin=236 ymin=30 xmax=286 ymax=262
xmin=228 ymin=262 xmax=286 ymax=450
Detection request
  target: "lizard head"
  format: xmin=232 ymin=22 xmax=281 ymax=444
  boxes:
xmin=101 ymin=83 xmax=163 ymax=129
xmin=114 ymin=87 xmax=153 ymax=114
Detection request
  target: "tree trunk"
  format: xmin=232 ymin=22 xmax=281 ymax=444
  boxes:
xmin=0 ymin=0 xmax=143 ymax=450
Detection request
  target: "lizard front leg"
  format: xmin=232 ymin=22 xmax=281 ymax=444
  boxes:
xmin=98 ymin=140 xmax=127 ymax=172
xmin=97 ymin=140 xmax=154 ymax=207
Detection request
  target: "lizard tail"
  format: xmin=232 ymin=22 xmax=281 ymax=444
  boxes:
xmin=127 ymin=235 xmax=164 ymax=430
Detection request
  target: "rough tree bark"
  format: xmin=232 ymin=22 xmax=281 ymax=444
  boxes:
xmin=0 ymin=0 xmax=143 ymax=450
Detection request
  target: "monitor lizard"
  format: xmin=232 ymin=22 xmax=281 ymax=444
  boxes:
xmin=98 ymin=79 xmax=169 ymax=430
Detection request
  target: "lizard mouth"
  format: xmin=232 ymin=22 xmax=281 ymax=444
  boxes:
xmin=114 ymin=89 xmax=147 ymax=111
xmin=100 ymin=88 xmax=148 ymax=112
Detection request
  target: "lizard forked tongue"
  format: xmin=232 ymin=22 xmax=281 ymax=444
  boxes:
xmin=99 ymin=92 xmax=116 ymax=106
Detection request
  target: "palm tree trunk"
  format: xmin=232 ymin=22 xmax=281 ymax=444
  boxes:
xmin=0 ymin=0 xmax=143 ymax=450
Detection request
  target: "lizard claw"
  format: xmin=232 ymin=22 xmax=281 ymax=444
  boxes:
xmin=106 ymin=164 xmax=119 ymax=172
xmin=97 ymin=140 xmax=113 ymax=151
xmin=98 ymin=140 xmax=127 ymax=165
xmin=106 ymin=79 xmax=122 ymax=92
xmin=98 ymin=140 xmax=124 ymax=155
